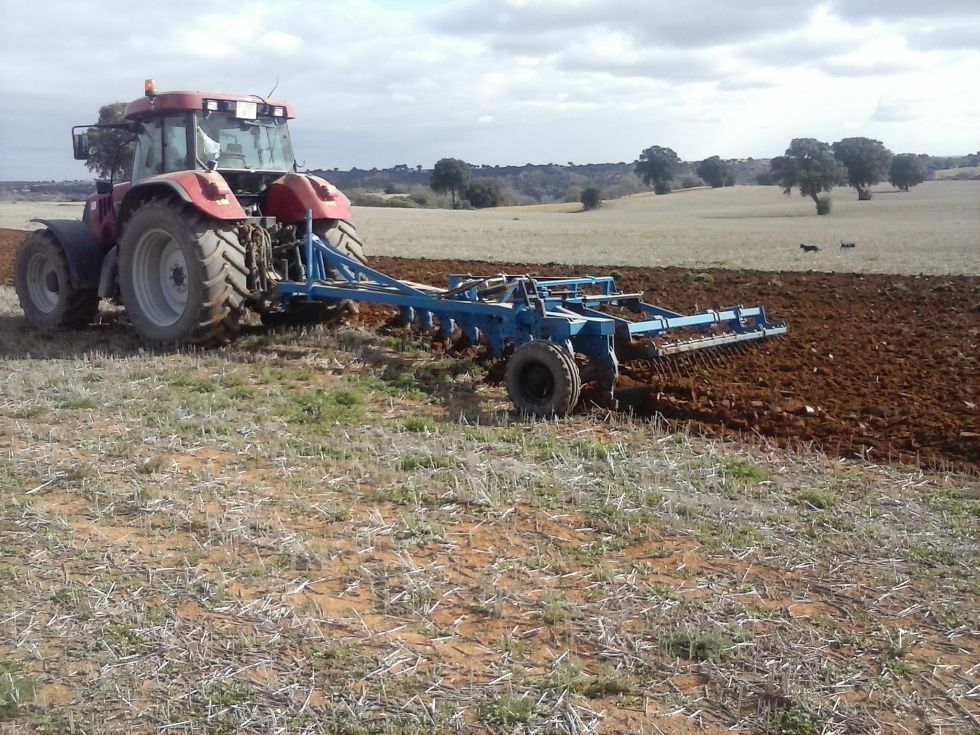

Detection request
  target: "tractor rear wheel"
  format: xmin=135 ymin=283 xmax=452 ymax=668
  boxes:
xmin=118 ymin=198 xmax=248 ymax=346
xmin=505 ymin=340 xmax=581 ymax=417
xmin=15 ymin=229 xmax=99 ymax=329
xmin=261 ymin=219 xmax=366 ymax=328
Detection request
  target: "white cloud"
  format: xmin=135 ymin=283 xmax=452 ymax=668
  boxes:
xmin=254 ymin=31 xmax=304 ymax=58
xmin=872 ymin=96 xmax=923 ymax=123
xmin=0 ymin=0 xmax=979 ymax=179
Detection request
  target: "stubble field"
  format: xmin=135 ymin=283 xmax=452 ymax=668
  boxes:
xmin=354 ymin=181 xmax=980 ymax=275
xmin=0 ymin=183 xmax=978 ymax=734
xmin=2 ymin=181 xmax=978 ymax=275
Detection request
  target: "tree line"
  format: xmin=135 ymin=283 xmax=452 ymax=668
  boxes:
xmin=428 ymin=138 xmax=934 ymax=213
xmin=635 ymin=137 xmax=932 ymax=214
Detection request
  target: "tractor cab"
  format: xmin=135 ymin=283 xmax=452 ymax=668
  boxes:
xmin=122 ymin=81 xmax=298 ymax=210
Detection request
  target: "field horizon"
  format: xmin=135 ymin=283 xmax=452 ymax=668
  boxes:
xmin=1 ymin=180 xmax=977 ymax=276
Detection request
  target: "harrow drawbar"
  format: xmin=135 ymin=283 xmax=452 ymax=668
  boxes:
xmin=271 ymin=212 xmax=787 ymax=415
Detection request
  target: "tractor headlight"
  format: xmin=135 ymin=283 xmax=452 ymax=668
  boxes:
xmin=234 ymin=101 xmax=257 ymax=120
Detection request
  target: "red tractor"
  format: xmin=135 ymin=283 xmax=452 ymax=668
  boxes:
xmin=15 ymin=80 xmax=365 ymax=344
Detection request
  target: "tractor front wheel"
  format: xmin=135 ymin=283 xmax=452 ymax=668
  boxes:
xmin=14 ymin=230 xmax=99 ymax=330
xmin=119 ymin=199 xmax=248 ymax=346
xmin=316 ymin=219 xmax=366 ymax=267
xmin=505 ymin=340 xmax=581 ymax=417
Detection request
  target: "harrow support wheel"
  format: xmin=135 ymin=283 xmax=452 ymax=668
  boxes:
xmin=505 ymin=340 xmax=581 ymax=417
xmin=14 ymin=229 xmax=99 ymax=330
xmin=118 ymin=198 xmax=248 ymax=346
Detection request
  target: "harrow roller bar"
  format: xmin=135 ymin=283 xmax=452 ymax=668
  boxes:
xmin=650 ymin=326 xmax=788 ymax=357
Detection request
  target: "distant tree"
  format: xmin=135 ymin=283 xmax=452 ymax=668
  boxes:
xmin=832 ymin=137 xmax=892 ymax=200
xmin=755 ymin=171 xmax=775 ymax=186
xmin=889 ymin=154 xmax=927 ymax=192
xmin=430 ymin=158 xmax=471 ymax=208
xmin=464 ymin=178 xmax=505 ymax=208
xmin=770 ymin=138 xmax=846 ymax=215
xmin=634 ymin=145 xmax=679 ymax=194
xmin=85 ymin=102 xmax=135 ymax=181
xmin=696 ymin=156 xmax=735 ymax=188
xmin=580 ymin=187 xmax=602 ymax=210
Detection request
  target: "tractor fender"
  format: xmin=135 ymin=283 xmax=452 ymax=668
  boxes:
xmin=31 ymin=219 xmax=105 ymax=289
xmin=98 ymin=246 xmax=119 ymax=299
xmin=264 ymin=173 xmax=353 ymax=224
xmin=117 ymin=171 xmax=248 ymax=227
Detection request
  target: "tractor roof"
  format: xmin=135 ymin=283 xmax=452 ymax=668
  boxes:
xmin=125 ymin=91 xmax=296 ymax=120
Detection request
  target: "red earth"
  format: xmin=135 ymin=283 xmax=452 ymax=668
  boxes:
xmin=2 ymin=228 xmax=977 ymax=472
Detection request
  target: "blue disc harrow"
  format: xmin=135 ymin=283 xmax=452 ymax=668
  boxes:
xmin=271 ymin=213 xmax=787 ymax=415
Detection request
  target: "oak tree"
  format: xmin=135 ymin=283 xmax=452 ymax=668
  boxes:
xmin=770 ymin=138 xmax=846 ymax=215
xmin=696 ymin=156 xmax=735 ymax=188
xmin=888 ymin=153 xmax=927 ymax=192
xmin=832 ymin=137 xmax=892 ymax=200
xmin=634 ymin=146 xmax=679 ymax=195
xmin=580 ymin=187 xmax=602 ymax=210
xmin=430 ymin=158 xmax=471 ymax=208
xmin=85 ymin=102 xmax=136 ymax=181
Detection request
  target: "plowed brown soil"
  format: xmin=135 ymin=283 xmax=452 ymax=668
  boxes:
xmin=2 ymin=227 xmax=977 ymax=471
xmin=366 ymin=256 xmax=979 ymax=472
xmin=0 ymin=228 xmax=19 ymax=286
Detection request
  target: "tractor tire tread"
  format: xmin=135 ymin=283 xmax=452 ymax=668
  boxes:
xmin=119 ymin=197 xmax=248 ymax=346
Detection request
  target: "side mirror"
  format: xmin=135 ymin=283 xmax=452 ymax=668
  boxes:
xmin=72 ymin=132 xmax=91 ymax=160
xmin=95 ymin=180 xmax=113 ymax=195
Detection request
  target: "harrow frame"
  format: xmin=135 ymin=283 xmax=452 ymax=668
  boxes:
xmin=271 ymin=213 xmax=787 ymax=413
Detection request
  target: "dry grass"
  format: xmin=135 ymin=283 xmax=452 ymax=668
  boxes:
xmin=1 ymin=289 xmax=978 ymax=734
xmin=354 ymin=181 xmax=980 ymax=275
xmin=934 ymin=165 xmax=980 ymax=180
xmin=4 ymin=181 xmax=978 ymax=277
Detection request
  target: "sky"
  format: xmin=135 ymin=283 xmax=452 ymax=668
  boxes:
xmin=0 ymin=0 xmax=978 ymax=180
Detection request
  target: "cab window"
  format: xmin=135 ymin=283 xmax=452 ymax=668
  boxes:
xmin=162 ymin=117 xmax=190 ymax=172
xmin=131 ymin=116 xmax=191 ymax=179
xmin=132 ymin=120 xmax=162 ymax=180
